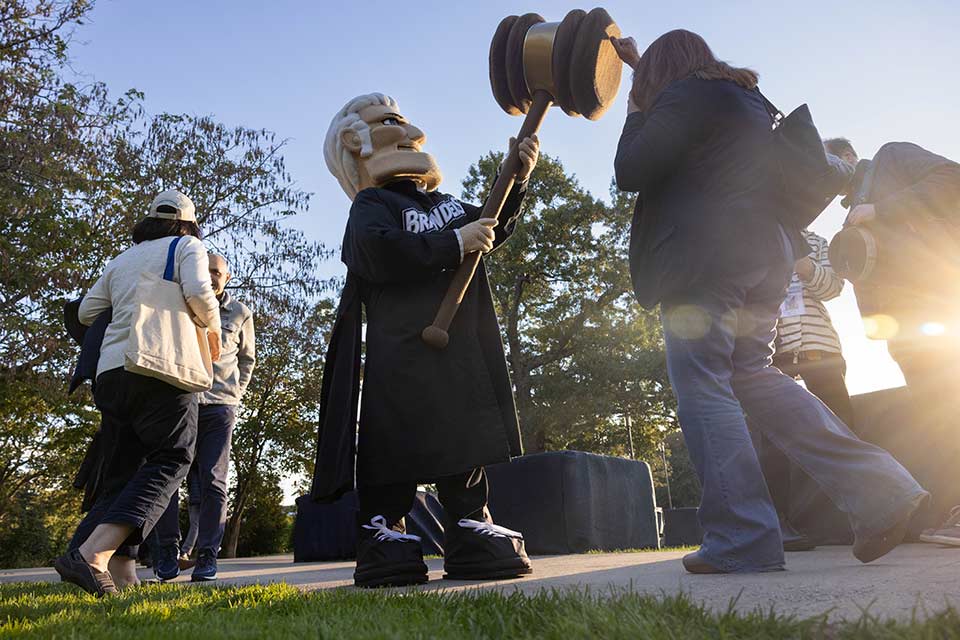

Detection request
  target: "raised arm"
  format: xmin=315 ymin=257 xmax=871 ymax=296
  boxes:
xmin=614 ymin=81 xmax=705 ymax=194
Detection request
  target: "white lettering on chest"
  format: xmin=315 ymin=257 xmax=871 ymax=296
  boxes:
xmin=402 ymin=198 xmax=466 ymax=233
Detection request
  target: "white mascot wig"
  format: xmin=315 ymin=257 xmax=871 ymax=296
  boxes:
xmin=324 ymin=92 xmax=399 ymax=201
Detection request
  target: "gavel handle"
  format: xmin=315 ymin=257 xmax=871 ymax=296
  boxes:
xmin=421 ymin=90 xmax=553 ymax=350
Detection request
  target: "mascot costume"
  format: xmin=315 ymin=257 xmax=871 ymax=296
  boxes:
xmin=312 ymin=92 xmax=540 ymax=588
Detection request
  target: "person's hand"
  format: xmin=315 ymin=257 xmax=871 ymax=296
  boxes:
xmin=846 ymin=204 xmax=877 ymax=226
xmin=609 ymin=36 xmax=640 ymax=69
xmin=208 ymin=330 xmax=222 ymax=362
xmin=512 ymin=134 xmax=540 ymax=181
xmin=459 ymin=218 xmax=497 ymax=255
xmin=794 ymin=256 xmax=816 ymax=281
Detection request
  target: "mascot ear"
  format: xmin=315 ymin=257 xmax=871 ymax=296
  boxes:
xmin=341 ymin=129 xmax=362 ymax=153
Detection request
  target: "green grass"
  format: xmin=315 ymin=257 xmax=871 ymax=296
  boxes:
xmin=2 ymin=582 xmax=959 ymax=639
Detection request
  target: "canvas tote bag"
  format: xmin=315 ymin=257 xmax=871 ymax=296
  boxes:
xmin=124 ymin=236 xmax=214 ymax=392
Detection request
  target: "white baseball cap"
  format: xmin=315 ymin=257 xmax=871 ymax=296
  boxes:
xmin=148 ymin=189 xmax=197 ymax=222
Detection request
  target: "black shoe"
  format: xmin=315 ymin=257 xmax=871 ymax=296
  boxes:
xmin=443 ymin=518 xmax=532 ymax=580
xmin=153 ymin=543 xmax=181 ymax=581
xmin=780 ymin=518 xmax=816 ymax=552
xmin=853 ymin=492 xmax=929 ymax=563
xmin=54 ymin=549 xmax=118 ymax=597
xmin=191 ymin=549 xmax=218 ymax=582
xmin=354 ymin=516 xmax=428 ymax=588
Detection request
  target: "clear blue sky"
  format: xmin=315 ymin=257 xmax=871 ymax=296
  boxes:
xmin=70 ymin=0 xmax=960 ymax=395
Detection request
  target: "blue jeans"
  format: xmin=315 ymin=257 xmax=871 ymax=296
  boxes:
xmin=152 ymin=404 xmax=236 ymax=554
xmin=661 ymin=228 xmax=928 ymax=571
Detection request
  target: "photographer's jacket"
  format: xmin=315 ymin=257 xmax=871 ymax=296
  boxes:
xmin=311 ymin=179 xmax=526 ymax=500
xmin=846 ymin=142 xmax=960 ymax=324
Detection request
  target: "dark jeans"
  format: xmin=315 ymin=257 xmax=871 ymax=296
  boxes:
xmin=358 ymin=468 xmax=488 ymax=529
xmin=660 ymin=228 xmax=928 ymax=571
xmin=69 ymin=368 xmax=197 ymax=557
xmin=153 ymin=404 xmax=236 ymax=554
xmin=888 ymin=338 xmax=960 ymax=521
xmin=759 ymin=354 xmax=856 ymax=542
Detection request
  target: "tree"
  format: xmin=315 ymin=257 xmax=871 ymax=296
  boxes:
xmin=463 ymin=153 xmax=676 ymax=455
xmin=0 ymin=1 xmax=334 ymax=554
xmin=222 ymin=296 xmax=335 ymax=558
xmin=234 ymin=475 xmax=291 ymax=557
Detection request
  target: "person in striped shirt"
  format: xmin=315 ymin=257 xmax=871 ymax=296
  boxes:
xmin=773 ymin=230 xmax=853 ymax=426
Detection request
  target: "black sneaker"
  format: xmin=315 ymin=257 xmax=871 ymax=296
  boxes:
xmin=191 ymin=549 xmax=218 ymax=582
xmin=153 ymin=543 xmax=181 ymax=581
xmin=443 ymin=518 xmax=532 ymax=580
xmin=354 ymin=516 xmax=429 ymax=589
xmin=54 ymin=549 xmax=118 ymax=597
xmin=919 ymin=505 xmax=960 ymax=547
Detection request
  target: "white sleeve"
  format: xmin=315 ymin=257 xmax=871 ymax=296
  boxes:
xmin=78 ymin=270 xmax=112 ymax=326
xmin=177 ymin=236 xmax=221 ymax=333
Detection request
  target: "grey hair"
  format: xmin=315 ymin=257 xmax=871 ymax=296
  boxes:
xmin=324 ymin=93 xmax=399 ymax=200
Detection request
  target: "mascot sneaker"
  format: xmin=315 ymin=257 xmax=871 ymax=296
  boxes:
xmin=354 ymin=516 xmax=428 ymax=588
xmin=443 ymin=519 xmax=532 ymax=580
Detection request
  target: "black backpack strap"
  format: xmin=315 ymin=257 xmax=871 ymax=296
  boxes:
xmin=754 ymin=87 xmax=783 ymax=123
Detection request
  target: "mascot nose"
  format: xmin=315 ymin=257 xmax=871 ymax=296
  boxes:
xmin=407 ymin=123 xmax=426 ymax=146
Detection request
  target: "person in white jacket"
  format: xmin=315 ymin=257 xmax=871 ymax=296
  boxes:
xmin=55 ymin=190 xmax=221 ymax=597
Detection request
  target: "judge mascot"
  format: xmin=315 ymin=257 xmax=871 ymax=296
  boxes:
xmin=313 ymin=93 xmax=540 ymax=587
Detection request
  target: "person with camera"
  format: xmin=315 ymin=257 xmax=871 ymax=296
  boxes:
xmin=826 ymin=137 xmax=960 ymax=545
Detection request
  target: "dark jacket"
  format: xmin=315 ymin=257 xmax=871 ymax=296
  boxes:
xmin=63 ymin=298 xmax=112 ymax=510
xmin=310 ymin=179 xmax=526 ymax=501
xmin=844 ymin=142 xmax=960 ymax=325
xmin=615 ymin=77 xmax=806 ymax=308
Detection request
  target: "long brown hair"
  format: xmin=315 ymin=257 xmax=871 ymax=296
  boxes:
xmin=631 ymin=30 xmax=759 ymax=112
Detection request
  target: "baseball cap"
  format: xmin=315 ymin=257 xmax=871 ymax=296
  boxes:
xmin=148 ymin=189 xmax=197 ymax=222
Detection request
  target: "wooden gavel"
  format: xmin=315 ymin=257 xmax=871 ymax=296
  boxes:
xmin=421 ymin=8 xmax=623 ymax=349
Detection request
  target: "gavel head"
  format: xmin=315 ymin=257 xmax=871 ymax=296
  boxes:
xmin=489 ymin=8 xmax=622 ymax=121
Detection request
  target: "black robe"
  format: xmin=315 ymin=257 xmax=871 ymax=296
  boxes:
xmin=311 ymin=179 xmax=526 ymax=500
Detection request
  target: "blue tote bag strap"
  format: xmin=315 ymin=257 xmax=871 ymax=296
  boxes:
xmin=163 ymin=236 xmax=183 ymax=282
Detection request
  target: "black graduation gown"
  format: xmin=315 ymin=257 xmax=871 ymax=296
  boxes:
xmin=310 ymin=179 xmax=526 ymax=500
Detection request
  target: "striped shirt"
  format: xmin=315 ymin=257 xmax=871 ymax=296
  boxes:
xmin=775 ymin=231 xmax=844 ymax=357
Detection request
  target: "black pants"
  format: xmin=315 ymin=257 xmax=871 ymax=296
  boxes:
xmin=69 ymin=368 xmax=197 ymax=557
xmin=758 ymin=354 xmax=855 ymax=542
xmin=888 ymin=338 xmax=960 ymax=522
xmin=358 ymin=467 xmax=488 ymax=529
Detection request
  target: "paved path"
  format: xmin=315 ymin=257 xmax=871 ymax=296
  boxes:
xmin=3 ymin=544 xmax=959 ymax=622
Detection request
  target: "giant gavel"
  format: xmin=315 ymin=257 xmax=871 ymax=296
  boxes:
xmin=421 ymin=8 xmax=623 ymax=349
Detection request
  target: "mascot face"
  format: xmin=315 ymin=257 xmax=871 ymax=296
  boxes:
xmin=341 ymin=103 xmax=442 ymax=192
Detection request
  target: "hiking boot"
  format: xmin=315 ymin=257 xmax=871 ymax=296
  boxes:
xmin=153 ymin=543 xmax=181 ymax=581
xmin=853 ymin=492 xmax=930 ymax=563
xmin=178 ymin=555 xmax=196 ymax=571
xmin=919 ymin=505 xmax=960 ymax=547
xmin=354 ymin=516 xmax=428 ymax=588
xmin=54 ymin=549 xmax=118 ymax=598
xmin=191 ymin=549 xmax=218 ymax=582
xmin=443 ymin=518 xmax=532 ymax=580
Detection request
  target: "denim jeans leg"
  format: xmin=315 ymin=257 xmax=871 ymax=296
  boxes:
xmin=661 ymin=275 xmax=784 ymax=572
xmin=729 ymin=232 xmax=928 ymax=542
xmin=195 ymin=404 xmax=236 ymax=554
